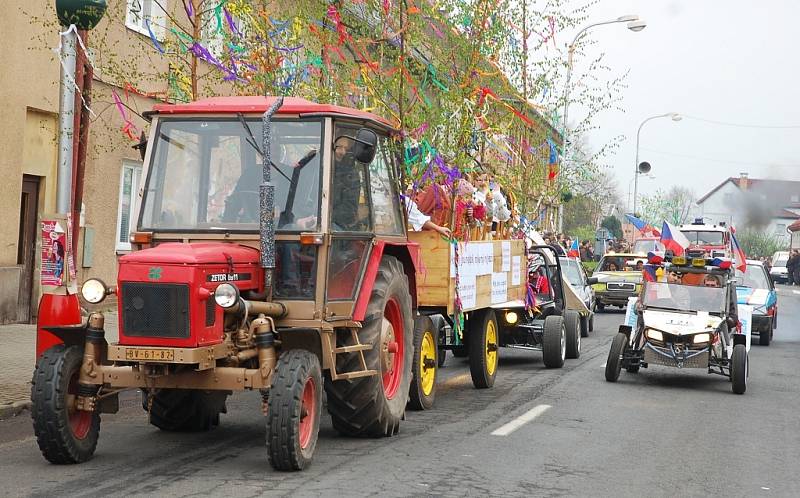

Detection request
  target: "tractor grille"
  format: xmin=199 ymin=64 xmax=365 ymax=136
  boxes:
xmin=121 ymin=282 xmax=190 ymax=338
xmin=205 ymin=297 xmax=216 ymax=327
xmin=644 ymin=343 xmax=709 ymax=369
xmin=607 ymin=282 xmax=635 ymax=292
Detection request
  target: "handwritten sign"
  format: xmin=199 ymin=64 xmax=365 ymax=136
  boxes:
xmin=451 ymin=242 xmax=494 ymax=277
xmin=458 ymin=274 xmax=477 ymax=309
xmin=512 ymin=256 xmax=521 ymax=285
xmin=491 ymin=272 xmax=507 ymax=304
xmin=501 ymin=241 xmax=511 ymax=272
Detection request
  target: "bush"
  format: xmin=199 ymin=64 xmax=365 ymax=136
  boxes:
xmin=582 ymin=261 xmax=598 ymax=274
xmin=736 ymin=230 xmax=789 ymax=259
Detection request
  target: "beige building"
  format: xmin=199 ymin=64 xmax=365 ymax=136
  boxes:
xmin=0 ymin=0 xmax=226 ymax=323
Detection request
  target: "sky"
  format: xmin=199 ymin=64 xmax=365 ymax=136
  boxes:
xmin=561 ymin=0 xmax=800 ymax=210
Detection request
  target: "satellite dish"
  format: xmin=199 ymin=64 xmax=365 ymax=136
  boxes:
xmin=638 ymin=161 xmax=651 ymax=174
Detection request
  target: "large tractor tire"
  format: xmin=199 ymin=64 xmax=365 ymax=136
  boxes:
xmin=266 ymin=349 xmax=322 ymax=471
xmin=542 ymin=315 xmax=566 ymax=368
xmin=467 ymin=310 xmax=499 ymax=389
xmin=564 ymin=310 xmax=581 ymax=359
xmin=31 ymin=345 xmax=100 ymax=464
xmin=605 ymin=333 xmax=627 ymax=382
xmin=325 ymin=256 xmax=413 ymax=437
xmin=408 ymin=316 xmax=438 ymax=410
xmin=143 ymin=389 xmax=228 ymax=432
xmin=731 ymin=344 xmax=748 ymax=395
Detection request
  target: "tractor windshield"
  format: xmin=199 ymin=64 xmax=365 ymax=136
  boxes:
xmin=140 ymin=118 xmax=323 ymax=232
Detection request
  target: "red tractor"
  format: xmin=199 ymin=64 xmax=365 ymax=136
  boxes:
xmin=31 ymin=97 xmax=420 ymax=470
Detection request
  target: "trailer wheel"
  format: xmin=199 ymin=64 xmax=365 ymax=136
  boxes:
xmin=451 ymin=345 xmax=468 ymax=358
xmin=325 ymin=256 xmax=413 ymax=437
xmin=143 ymin=389 xmax=228 ymax=432
xmin=564 ymin=310 xmax=581 ymax=359
xmin=31 ymin=344 xmax=100 ymax=464
xmin=605 ymin=333 xmax=627 ymax=382
xmin=731 ymin=344 xmax=748 ymax=394
xmin=408 ymin=316 xmax=437 ymax=410
xmin=266 ymin=349 xmax=322 ymax=471
xmin=542 ymin=316 xmax=566 ymax=368
xmin=467 ymin=310 xmax=499 ymax=389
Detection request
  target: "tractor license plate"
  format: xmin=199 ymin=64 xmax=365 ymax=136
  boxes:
xmin=125 ymin=348 xmax=175 ymax=361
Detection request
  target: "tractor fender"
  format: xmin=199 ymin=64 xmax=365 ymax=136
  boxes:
xmin=36 ymin=293 xmax=83 ymax=358
xmin=352 ymin=240 xmax=420 ymax=322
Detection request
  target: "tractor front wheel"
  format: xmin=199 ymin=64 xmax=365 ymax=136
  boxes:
xmin=266 ymin=349 xmax=322 ymax=471
xmin=31 ymin=345 xmax=100 ymax=464
xmin=468 ymin=310 xmax=499 ymax=389
xmin=408 ymin=316 xmax=438 ymax=410
xmin=325 ymin=256 xmax=413 ymax=437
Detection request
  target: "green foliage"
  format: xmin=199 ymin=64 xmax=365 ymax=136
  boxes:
xmin=581 ymin=261 xmax=598 ymax=274
xmin=637 ymin=186 xmax=695 ymax=226
xmin=572 ymin=225 xmax=596 ymax=244
xmin=736 ymin=230 xmax=789 ymax=259
xmin=601 ymin=216 xmax=622 ymax=239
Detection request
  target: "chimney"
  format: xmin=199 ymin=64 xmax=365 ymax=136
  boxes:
xmin=739 ymin=172 xmax=749 ymax=190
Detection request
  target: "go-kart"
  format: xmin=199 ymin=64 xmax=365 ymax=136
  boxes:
xmin=605 ymin=255 xmax=749 ymax=394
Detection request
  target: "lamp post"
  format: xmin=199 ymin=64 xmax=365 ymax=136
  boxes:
xmin=557 ymin=15 xmax=646 ymax=232
xmin=632 ymin=112 xmax=681 ymax=216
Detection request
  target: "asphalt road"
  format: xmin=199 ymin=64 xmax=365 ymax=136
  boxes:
xmin=1 ymin=285 xmax=799 ymax=497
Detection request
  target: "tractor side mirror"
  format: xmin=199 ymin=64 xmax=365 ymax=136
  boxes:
xmin=353 ymin=128 xmax=378 ymax=164
xmin=586 ymin=276 xmax=598 ymax=285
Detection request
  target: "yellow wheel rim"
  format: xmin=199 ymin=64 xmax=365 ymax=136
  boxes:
xmin=486 ymin=320 xmax=498 ymax=376
xmin=420 ymin=330 xmax=436 ymax=396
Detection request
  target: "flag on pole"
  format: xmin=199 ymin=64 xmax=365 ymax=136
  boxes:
xmin=731 ymin=232 xmax=747 ymax=272
xmin=567 ymin=238 xmax=580 ymax=258
xmin=660 ymin=221 xmax=690 ymax=256
xmin=547 ymin=138 xmax=558 ymax=181
xmin=625 ymin=214 xmax=661 ymax=237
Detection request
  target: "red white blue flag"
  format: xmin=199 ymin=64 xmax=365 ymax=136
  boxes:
xmin=625 ymin=214 xmax=661 ymax=237
xmin=567 ymin=238 xmax=580 ymax=258
xmin=731 ymin=232 xmax=747 ymax=272
xmin=660 ymin=221 xmax=690 ymax=256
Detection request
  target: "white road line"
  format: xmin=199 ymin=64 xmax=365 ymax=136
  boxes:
xmin=793 ymin=290 xmax=800 ymax=295
xmin=491 ymin=404 xmax=551 ymax=436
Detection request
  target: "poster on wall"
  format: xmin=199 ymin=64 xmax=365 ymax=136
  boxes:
xmin=41 ymin=220 xmax=67 ymax=287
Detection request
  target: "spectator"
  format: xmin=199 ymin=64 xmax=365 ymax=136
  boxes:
xmin=787 ymin=250 xmax=798 ymax=286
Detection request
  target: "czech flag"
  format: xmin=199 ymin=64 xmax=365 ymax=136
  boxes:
xmin=625 ymin=214 xmax=661 ymax=237
xmin=731 ymin=233 xmax=747 ymax=272
xmin=642 ymin=264 xmax=658 ymax=282
xmin=660 ymin=221 xmax=690 ymax=256
xmin=567 ymin=238 xmax=580 ymax=258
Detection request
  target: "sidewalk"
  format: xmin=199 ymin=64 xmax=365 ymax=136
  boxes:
xmin=0 ymin=311 xmax=118 ymax=420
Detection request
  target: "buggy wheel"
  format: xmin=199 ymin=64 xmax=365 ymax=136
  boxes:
xmin=408 ymin=316 xmax=438 ymax=410
xmin=605 ymin=333 xmax=627 ymax=382
xmin=759 ymin=319 xmax=772 ymax=346
xmin=564 ymin=310 xmax=581 ymax=359
xmin=467 ymin=310 xmax=499 ymax=389
xmin=596 ymin=302 xmax=605 ymax=313
xmin=31 ymin=345 xmax=100 ymax=464
xmin=143 ymin=389 xmax=228 ymax=432
xmin=589 ymin=312 xmax=594 ymax=332
xmin=731 ymin=344 xmax=748 ymax=394
xmin=579 ymin=314 xmax=589 ymax=338
xmin=325 ymin=256 xmax=413 ymax=437
xmin=266 ymin=349 xmax=322 ymax=471
xmin=542 ymin=316 xmax=566 ymax=368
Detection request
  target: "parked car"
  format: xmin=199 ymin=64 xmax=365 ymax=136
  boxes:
xmin=737 ymin=260 xmax=778 ymax=346
xmin=560 ymin=257 xmax=597 ymax=336
xmin=591 ymin=253 xmax=647 ymax=312
xmin=769 ymin=251 xmax=789 ymax=283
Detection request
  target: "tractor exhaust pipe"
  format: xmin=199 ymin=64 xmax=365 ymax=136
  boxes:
xmin=260 ymin=96 xmax=284 ymax=301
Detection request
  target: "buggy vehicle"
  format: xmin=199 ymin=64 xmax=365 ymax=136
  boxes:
xmin=591 ymin=253 xmax=647 ymax=311
xmin=501 ymin=245 xmax=584 ymax=368
xmin=559 ymin=257 xmax=597 ymax=336
xmin=737 ymin=260 xmax=777 ymax=346
xmin=605 ymin=255 xmax=750 ymax=394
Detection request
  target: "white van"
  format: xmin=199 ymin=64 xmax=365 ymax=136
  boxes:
xmin=770 ymin=250 xmax=790 ymax=283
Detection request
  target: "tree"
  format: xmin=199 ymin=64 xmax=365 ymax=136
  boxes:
xmin=638 ymin=186 xmax=696 ymax=226
xmin=601 ymin=215 xmax=622 ymax=239
xmin=736 ymin=230 xmax=788 ymax=258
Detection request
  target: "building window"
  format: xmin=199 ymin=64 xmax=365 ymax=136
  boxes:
xmin=116 ymin=161 xmax=142 ymax=252
xmin=125 ymin=0 xmax=167 ymax=41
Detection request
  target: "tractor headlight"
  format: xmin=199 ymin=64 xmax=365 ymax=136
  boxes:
xmin=81 ymin=278 xmax=108 ymax=304
xmin=692 ymin=333 xmax=711 ymax=344
xmin=214 ymin=283 xmax=240 ymax=309
xmin=505 ymin=311 xmax=518 ymax=324
xmin=645 ymin=329 xmax=663 ymax=342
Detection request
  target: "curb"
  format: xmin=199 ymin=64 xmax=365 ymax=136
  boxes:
xmin=0 ymin=401 xmax=31 ymax=421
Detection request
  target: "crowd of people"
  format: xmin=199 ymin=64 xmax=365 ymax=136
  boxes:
xmin=785 ymin=250 xmax=800 ymax=285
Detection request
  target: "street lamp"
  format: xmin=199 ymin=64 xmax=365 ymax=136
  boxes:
xmin=632 ymin=112 xmax=682 ymax=216
xmin=558 ymin=15 xmax=647 ymax=232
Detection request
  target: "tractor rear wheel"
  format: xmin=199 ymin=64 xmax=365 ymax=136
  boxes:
xmin=542 ymin=316 xmax=566 ymax=368
xmin=564 ymin=310 xmax=581 ymax=359
xmin=467 ymin=310 xmax=499 ymax=389
xmin=408 ymin=316 xmax=438 ymax=410
xmin=325 ymin=256 xmax=413 ymax=437
xmin=143 ymin=389 xmax=228 ymax=432
xmin=266 ymin=349 xmax=322 ymax=471
xmin=31 ymin=345 xmax=100 ymax=464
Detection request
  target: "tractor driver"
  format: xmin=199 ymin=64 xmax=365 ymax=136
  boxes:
xmin=331 ymin=136 xmax=368 ymax=231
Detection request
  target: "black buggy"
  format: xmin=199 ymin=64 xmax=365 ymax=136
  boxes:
xmin=605 ymin=255 xmax=749 ymax=394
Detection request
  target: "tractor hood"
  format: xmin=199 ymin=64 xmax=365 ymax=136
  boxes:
xmin=642 ymin=309 xmax=723 ymax=335
xmin=120 ymin=243 xmax=260 ymax=266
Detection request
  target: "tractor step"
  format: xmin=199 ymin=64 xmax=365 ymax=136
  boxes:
xmin=334 ymin=369 xmax=378 ymax=380
xmin=329 ymin=328 xmax=378 ymax=381
xmin=333 ymin=344 xmax=373 ymax=354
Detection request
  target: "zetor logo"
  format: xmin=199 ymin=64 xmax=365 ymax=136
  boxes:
xmin=148 ymin=267 xmax=163 ymax=280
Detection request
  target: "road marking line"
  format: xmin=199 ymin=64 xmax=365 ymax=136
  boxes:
xmin=793 ymin=290 xmax=800 ymax=295
xmin=491 ymin=404 xmax=551 ymax=436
